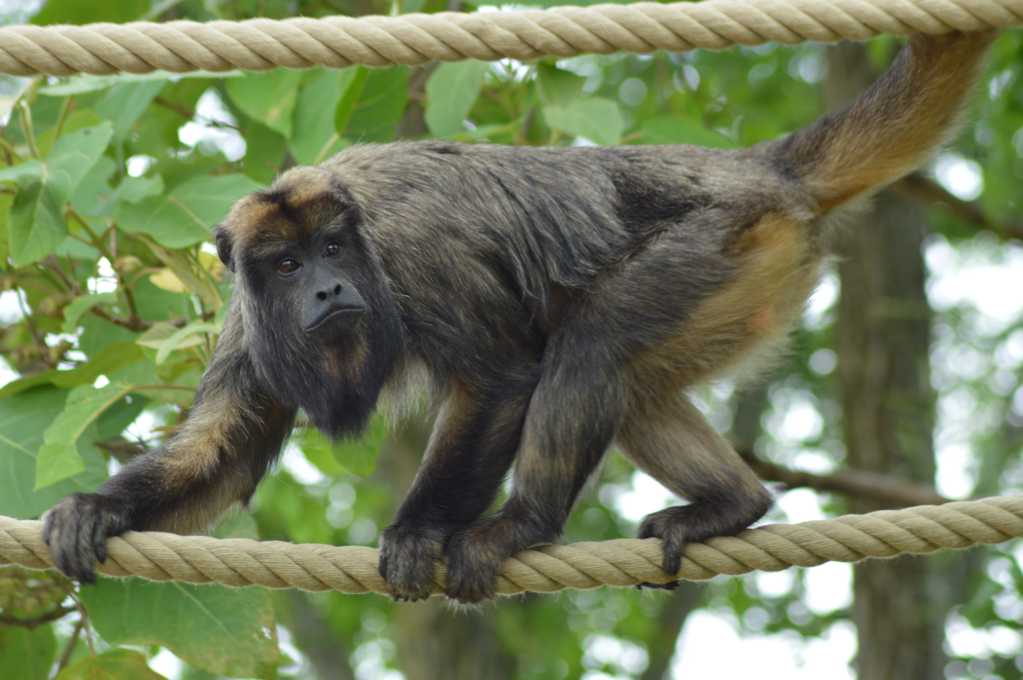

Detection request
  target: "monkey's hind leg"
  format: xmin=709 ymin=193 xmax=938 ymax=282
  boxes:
xmin=618 ymin=393 xmax=772 ymax=583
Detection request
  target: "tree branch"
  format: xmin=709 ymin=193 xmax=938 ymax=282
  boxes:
xmin=895 ymin=173 xmax=1023 ymax=243
xmin=739 ymin=450 xmax=947 ymax=507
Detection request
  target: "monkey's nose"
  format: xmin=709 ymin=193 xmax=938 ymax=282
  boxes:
xmin=304 ymin=282 xmax=367 ymax=332
xmin=315 ymin=283 xmax=343 ymax=301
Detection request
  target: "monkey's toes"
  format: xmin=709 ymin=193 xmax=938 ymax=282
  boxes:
xmin=638 ymin=506 xmax=697 ymax=579
xmin=635 ymin=580 xmax=680 ymax=591
xmin=378 ymin=524 xmax=443 ymax=602
xmin=43 ymin=493 xmax=131 ymax=583
xmin=443 ymin=530 xmax=502 ymax=605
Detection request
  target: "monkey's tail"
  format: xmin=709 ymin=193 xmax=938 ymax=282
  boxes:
xmin=775 ymin=31 xmax=994 ymax=215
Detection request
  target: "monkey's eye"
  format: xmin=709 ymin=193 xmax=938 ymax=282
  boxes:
xmin=276 ymin=258 xmax=301 ymax=276
xmin=324 ymin=242 xmax=340 ymax=257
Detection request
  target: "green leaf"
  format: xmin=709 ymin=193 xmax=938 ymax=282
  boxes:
xmin=636 ymin=115 xmax=737 ymax=148
xmin=56 ymin=649 xmax=166 ymax=680
xmin=0 ymin=160 xmax=43 ymax=185
xmin=226 ymin=69 xmax=304 ymax=138
xmin=70 ymin=156 xmax=117 ymax=218
xmin=338 ymin=67 xmax=409 ymax=143
xmin=62 ymin=292 xmax=118 ymax=334
xmin=131 ymin=275 xmax=193 ymax=322
xmin=117 ymin=174 xmax=164 ymax=204
xmin=83 ymin=172 xmax=164 ymax=219
xmin=35 ymin=110 xmax=104 ymax=158
xmin=155 ymin=320 xmax=220 ymax=365
xmin=80 ymin=579 xmax=279 ymax=677
xmin=0 ymin=626 xmax=56 ymax=680
xmin=96 ymin=80 xmax=167 ymax=139
xmin=294 ymin=427 xmax=347 ymax=477
xmin=32 ymin=0 xmax=148 ymax=24
xmin=0 ymin=342 xmax=144 ymax=399
xmin=36 ymin=382 xmax=135 ymax=490
xmin=142 ymin=240 xmax=223 ymax=312
xmin=8 ymin=180 xmax=65 ymax=266
xmin=95 ymin=394 xmax=147 ymax=442
xmin=308 ymin=415 xmax=388 ymax=478
xmin=78 ymin=315 xmax=139 ymax=357
xmin=425 ymin=61 xmax=489 ymax=137
xmin=40 ymin=71 xmax=237 ymax=97
xmin=239 ymin=121 xmax=286 ymax=184
xmin=0 ymin=193 xmax=11 ymax=264
xmin=0 ymin=387 xmax=107 ymax=519
xmin=290 ymin=69 xmax=349 ymax=165
xmin=543 ymin=97 xmax=624 ymax=145
xmin=536 ymin=64 xmax=585 ymax=108
xmin=47 ymin=122 xmax=114 ymax=201
xmin=118 ymin=174 xmax=261 ymax=248
xmin=333 ymin=67 xmax=369 ymax=134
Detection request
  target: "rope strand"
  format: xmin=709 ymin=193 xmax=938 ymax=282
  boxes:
xmin=2 ymin=495 xmax=1020 ymax=596
xmin=1 ymin=0 xmax=1021 ymax=76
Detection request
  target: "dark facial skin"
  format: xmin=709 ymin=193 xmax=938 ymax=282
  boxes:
xmin=254 ymin=231 xmax=367 ymax=334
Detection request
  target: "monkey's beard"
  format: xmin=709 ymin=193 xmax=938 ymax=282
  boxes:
xmin=245 ymin=299 xmax=401 ymax=439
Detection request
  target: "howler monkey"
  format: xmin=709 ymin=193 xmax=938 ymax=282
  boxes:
xmin=45 ymin=32 xmax=993 ymax=602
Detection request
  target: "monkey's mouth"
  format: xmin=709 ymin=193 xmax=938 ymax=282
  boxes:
xmin=305 ymin=306 xmax=365 ymax=333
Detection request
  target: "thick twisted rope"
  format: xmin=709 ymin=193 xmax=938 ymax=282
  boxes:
xmin=1 ymin=495 xmax=1020 ymax=595
xmin=1 ymin=0 xmax=1021 ymax=76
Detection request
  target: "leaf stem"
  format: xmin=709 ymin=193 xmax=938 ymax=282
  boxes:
xmin=56 ymin=615 xmax=85 ymax=672
xmin=53 ymin=96 xmax=74 ymax=140
xmin=17 ymin=101 xmax=39 ymax=159
xmin=66 ymin=207 xmax=143 ymax=328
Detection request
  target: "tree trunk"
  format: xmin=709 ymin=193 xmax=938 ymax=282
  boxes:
xmin=638 ymin=584 xmax=706 ymax=680
xmin=828 ymin=42 xmax=947 ymax=679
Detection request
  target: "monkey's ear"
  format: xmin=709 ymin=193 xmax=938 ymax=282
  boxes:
xmin=214 ymin=226 xmax=235 ymax=272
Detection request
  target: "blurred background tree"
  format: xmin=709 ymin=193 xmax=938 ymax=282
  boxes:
xmin=0 ymin=1 xmax=1021 ymax=679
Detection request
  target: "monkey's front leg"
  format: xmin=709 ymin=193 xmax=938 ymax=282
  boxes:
xmin=44 ymin=317 xmax=296 ymax=582
xmin=444 ymin=351 xmax=626 ymax=603
xmin=379 ymin=380 xmax=531 ymax=601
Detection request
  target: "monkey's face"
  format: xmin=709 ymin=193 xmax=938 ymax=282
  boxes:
xmin=215 ymin=167 xmax=403 ymax=438
xmin=245 ymin=224 xmax=369 ymax=339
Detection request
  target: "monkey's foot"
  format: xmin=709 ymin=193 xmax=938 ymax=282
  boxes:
xmin=378 ymin=523 xmax=446 ymax=602
xmin=43 ymin=493 xmax=133 ymax=583
xmin=639 ymin=495 xmax=770 ymax=580
xmin=637 ymin=505 xmax=714 ymax=579
xmin=444 ymin=514 xmax=544 ymax=604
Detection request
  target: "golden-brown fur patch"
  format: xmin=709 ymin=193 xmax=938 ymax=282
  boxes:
xmin=221 ymin=166 xmax=347 ymax=244
xmin=160 ymin=388 xmax=243 ymax=488
xmin=632 ymin=213 xmax=820 ymax=390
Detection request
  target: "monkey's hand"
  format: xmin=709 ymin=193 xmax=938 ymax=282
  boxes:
xmin=43 ymin=493 xmax=133 ymax=584
xmin=378 ymin=522 xmax=448 ymax=602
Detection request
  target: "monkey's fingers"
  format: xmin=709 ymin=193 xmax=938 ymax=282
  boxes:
xmin=72 ymin=510 xmax=101 ymax=584
xmin=44 ymin=497 xmax=97 ymax=583
xmin=378 ymin=523 xmax=443 ymax=602
xmin=43 ymin=493 xmax=132 ymax=584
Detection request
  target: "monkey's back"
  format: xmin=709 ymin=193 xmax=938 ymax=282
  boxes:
xmin=323 ymin=141 xmax=816 ymax=384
